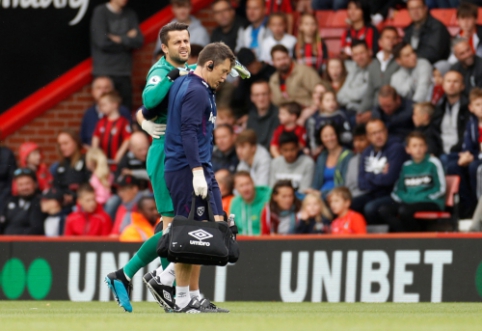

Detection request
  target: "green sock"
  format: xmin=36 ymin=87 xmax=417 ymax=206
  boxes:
xmin=123 ymin=231 xmax=163 ymax=279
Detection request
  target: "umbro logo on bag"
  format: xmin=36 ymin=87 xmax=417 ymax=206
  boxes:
xmin=188 ymin=229 xmax=213 ymax=246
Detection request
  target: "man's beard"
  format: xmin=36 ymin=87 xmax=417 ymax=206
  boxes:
xmin=170 ymin=53 xmax=189 ymax=65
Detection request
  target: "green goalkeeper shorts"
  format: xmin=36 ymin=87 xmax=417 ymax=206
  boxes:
xmin=146 ymin=137 xmax=175 ymax=217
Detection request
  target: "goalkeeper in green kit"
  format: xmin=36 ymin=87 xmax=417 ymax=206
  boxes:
xmin=105 ymin=22 xmax=250 ymax=313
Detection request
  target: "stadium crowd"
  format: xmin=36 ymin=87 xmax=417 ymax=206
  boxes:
xmin=2 ymin=0 xmax=482 ymax=238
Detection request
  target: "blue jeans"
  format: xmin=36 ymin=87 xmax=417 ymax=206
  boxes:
xmin=351 ymin=193 xmax=394 ymax=225
xmin=446 ymin=159 xmax=482 ymax=218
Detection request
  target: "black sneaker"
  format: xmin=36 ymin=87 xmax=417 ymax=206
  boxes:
xmin=173 ymin=298 xmax=203 ymax=313
xmin=200 ymin=298 xmax=230 ymax=313
xmin=142 ymin=269 xmax=158 ymax=285
xmin=104 ymin=270 xmax=132 ymax=312
xmin=146 ymin=276 xmax=176 ymax=312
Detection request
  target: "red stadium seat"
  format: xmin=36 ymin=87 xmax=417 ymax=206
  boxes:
xmin=414 ymin=175 xmax=460 ymax=231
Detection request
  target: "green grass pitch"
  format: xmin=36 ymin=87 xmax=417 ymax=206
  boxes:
xmin=1 ymin=301 xmax=482 ymax=331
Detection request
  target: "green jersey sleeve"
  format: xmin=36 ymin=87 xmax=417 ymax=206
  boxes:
xmin=142 ymin=67 xmax=173 ymax=109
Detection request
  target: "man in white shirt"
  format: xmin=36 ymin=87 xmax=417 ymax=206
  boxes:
xmin=259 ymin=12 xmax=296 ymax=64
xmin=235 ymin=0 xmax=270 ymax=59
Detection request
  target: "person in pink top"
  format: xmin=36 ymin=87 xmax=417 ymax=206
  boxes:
xmin=328 ymin=187 xmax=367 ymax=234
xmin=86 ymin=147 xmax=113 ymax=205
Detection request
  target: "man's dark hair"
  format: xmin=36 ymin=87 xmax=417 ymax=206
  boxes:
xmin=236 ymin=129 xmax=257 ymax=146
xmin=212 ymin=0 xmax=232 ymax=8
xmin=159 ymin=22 xmax=190 ymax=46
xmin=215 ymin=123 xmax=235 ymax=135
xmin=378 ymin=85 xmax=399 ymax=100
xmin=137 ymin=195 xmax=155 ymax=211
xmin=268 ymin=12 xmax=288 ymax=26
xmin=237 ymin=48 xmax=256 ymax=67
xmin=278 ymin=131 xmax=299 ymax=147
xmin=350 ymin=39 xmax=368 ymax=50
xmin=190 ymin=44 xmax=204 ymax=58
xmin=457 ymin=2 xmax=478 ymax=18
xmin=380 ymin=26 xmax=399 ymax=37
xmin=270 ymin=44 xmax=289 ymax=58
xmin=269 ymin=180 xmax=301 ymax=215
xmin=198 ymin=42 xmax=235 ymax=68
xmin=353 ymin=124 xmax=366 ymax=137
xmin=392 ymin=41 xmax=410 ymax=59
xmin=279 ymin=102 xmax=302 ymax=118
xmin=77 ymin=183 xmax=95 ymax=197
xmin=234 ymin=170 xmax=253 ymax=182
xmin=347 ymin=0 xmax=371 ymax=25
xmin=405 ymin=130 xmax=427 ymax=146
xmin=315 ymin=123 xmax=341 ymax=148
xmin=217 ymin=170 xmax=235 ymax=194
xmin=171 ymin=0 xmax=191 ymax=7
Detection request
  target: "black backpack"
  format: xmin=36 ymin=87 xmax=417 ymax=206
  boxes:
xmin=157 ymin=194 xmax=239 ymax=266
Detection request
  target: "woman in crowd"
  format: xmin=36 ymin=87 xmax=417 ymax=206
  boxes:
xmin=310 ymin=124 xmax=353 ymax=199
xmin=323 ymin=58 xmax=347 ymax=93
xmin=340 ymin=0 xmax=379 ymax=58
xmin=295 ymin=192 xmax=332 ymax=234
xmin=261 ymin=180 xmax=301 ymax=235
xmin=53 ymin=129 xmax=90 ymax=210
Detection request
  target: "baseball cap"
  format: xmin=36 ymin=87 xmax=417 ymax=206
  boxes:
xmin=13 ymin=168 xmax=37 ymax=181
xmin=41 ymin=188 xmax=63 ymax=202
xmin=115 ymin=175 xmax=140 ymax=188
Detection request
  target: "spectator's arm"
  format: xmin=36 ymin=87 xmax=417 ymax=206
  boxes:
xmin=120 ymin=14 xmax=144 ymax=49
xmin=425 ymin=157 xmax=446 ymax=202
xmin=114 ymin=139 xmax=130 ymax=164
xmin=269 ymin=161 xmax=276 ymax=187
xmin=114 ymin=154 xmax=128 ymax=180
xmin=303 ymin=68 xmax=323 ymax=106
xmin=255 ymin=152 xmax=271 ymax=186
xmin=90 ymin=8 xmax=124 ymax=52
xmin=91 ymin=136 xmax=100 ymax=149
xmin=412 ymin=59 xmax=433 ymax=103
xmin=359 ymin=66 xmax=376 ymax=112
xmin=270 ymin=146 xmax=280 ymax=158
xmin=390 ymin=174 xmax=405 ymax=203
xmin=299 ymin=158 xmax=315 ymax=192
xmin=365 ymin=144 xmax=407 ymax=187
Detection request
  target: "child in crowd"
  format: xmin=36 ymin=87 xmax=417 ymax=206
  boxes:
xmin=380 ymin=132 xmax=446 ymax=232
xmin=328 ymin=187 xmax=366 ymax=234
xmin=298 ymin=82 xmax=331 ymax=127
xmin=449 ymin=2 xmax=482 ymax=63
xmin=111 ymin=175 xmax=143 ymax=236
xmin=270 ymin=102 xmax=307 ymax=158
xmin=270 ymin=131 xmax=314 ymax=193
xmin=261 ymin=180 xmax=301 ymax=235
xmin=323 ymin=58 xmax=347 ymax=93
xmin=217 ymin=107 xmax=243 ymax=133
xmin=13 ymin=142 xmax=52 ymax=194
xmin=306 ymin=90 xmax=352 ymax=156
xmin=86 ymin=147 xmax=113 ymax=206
xmin=259 ymin=12 xmax=297 ymax=64
xmin=236 ymin=130 xmax=271 ymax=186
xmin=40 ymin=188 xmax=66 ymax=237
xmin=64 ymin=183 xmax=112 ymax=236
xmin=431 ymin=61 xmax=450 ymax=105
xmin=293 ymin=13 xmax=328 ymax=74
xmin=295 ymin=192 xmax=332 ymax=234
xmin=345 ymin=124 xmax=370 ymax=198
xmin=92 ymin=91 xmax=131 ymax=168
xmin=215 ymin=169 xmax=235 ymax=214
xmin=412 ymin=102 xmax=442 ymax=156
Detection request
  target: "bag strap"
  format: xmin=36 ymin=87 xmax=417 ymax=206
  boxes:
xmin=187 ymin=192 xmax=216 ymax=222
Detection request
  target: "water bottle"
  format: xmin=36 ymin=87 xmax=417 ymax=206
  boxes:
xmin=228 ymin=214 xmax=235 ymax=227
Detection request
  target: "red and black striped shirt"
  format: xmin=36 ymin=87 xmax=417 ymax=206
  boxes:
xmin=93 ymin=117 xmax=131 ymax=161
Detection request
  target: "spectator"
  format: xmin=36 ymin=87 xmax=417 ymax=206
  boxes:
xmin=345 ymin=124 xmax=370 ymax=198
xmin=90 ymin=0 xmax=143 ymax=110
xmin=328 ymin=187 xmax=367 ymax=234
xmin=120 ymin=196 xmax=160 ymax=242
xmin=86 ymin=148 xmax=113 ymax=206
xmin=64 ymin=183 xmax=112 ymax=236
xmin=259 ymin=12 xmax=297 ymax=64
xmin=451 ymin=38 xmax=482 ymax=96
xmin=413 ymin=102 xmax=443 ymax=156
xmin=379 ymin=131 xmax=446 ymax=232
xmin=340 ymin=0 xmax=380 ymax=58
xmin=265 ymin=0 xmax=294 ymax=33
xmin=0 ymin=142 xmax=16 ymax=215
xmin=215 ymin=169 xmax=235 ymax=213
xmin=41 ymin=188 xmax=66 ymax=237
xmin=432 ymin=60 xmax=452 ymax=105
xmin=80 ymin=76 xmax=131 ymax=147
xmin=229 ymin=171 xmax=271 ymax=235
xmin=110 ymin=175 xmax=144 ymax=236
xmin=323 ymin=58 xmax=347 ymax=93
xmin=92 ymin=91 xmax=132 ymax=166
xmin=295 ymin=192 xmax=332 ymax=234
xmin=351 ymin=119 xmax=409 ymax=224
xmin=306 ymin=90 xmax=352 ymax=156
xmin=372 ymin=85 xmax=415 ymax=141
xmin=293 ymin=13 xmax=329 ymax=75
xmin=269 ymin=132 xmax=315 ymax=192
xmin=310 ymin=124 xmax=353 ymax=198
xmin=447 ymin=88 xmax=482 ymax=217
xmin=53 ymin=129 xmax=91 ymax=210
xmin=0 ymin=168 xmax=45 ymax=235
xmin=210 ymin=0 xmax=246 ymax=51
xmin=449 ymin=2 xmax=482 ymax=63
xmin=235 ymin=0 xmax=270 ymax=59
xmin=116 ymin=131 xmax=149 ymax=190
xmin=311 ymin=0 xmax=349 ymax=10
xmin=187 ymin=44 xmax=203 ymax=65
xmin=360 ymin=26 xmax=401 ymax=113
xmin=270 ymin=102 xmax=306 ymax=158
xmin=337 ymin=40 xmax=372 ymax=114
xmin=232 ymin=48 xmax=276 ymax=115
xmin=13 ymin=142 xmax=52 ymax=195
xmin=390 ymin=41 xmax=433 ymax=103
xmin=154 ymin=0 xmax=209 ymax=56
xmin=432 ymin=70 xmax=470 ymax=167
xmin=213 ymin=124 xmax=239 ymax=173
xmin=236 ymin=130 xmax=271 ymax=186
xmin=261 ymin=180 xmax=301 ymax=235
xmin=298 ymin=82 xmax=332 ymax=127
xmin=247 ymin=80 xmax=280 ymax=149
xmin=269 ymin=44 xmax=323 ymax=107
xmin=403 ymin=0 xmax=451 ymax=64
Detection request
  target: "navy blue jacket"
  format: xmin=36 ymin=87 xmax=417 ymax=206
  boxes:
xmin=165 ymin=72 xmax=217 ymax=171
xmin=372 ymin=97 xmax=414 ymax=142
xmin=80 ymin=104 xmax=131 ymax=146
xmin=463 ymin=115 xmax=482 ymax=159
xmin=358 ymin=137 xmax=409 ymax=195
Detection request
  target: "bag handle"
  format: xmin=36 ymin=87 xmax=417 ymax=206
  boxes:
xmin=187 ymin=192 xmax=216 ymax=222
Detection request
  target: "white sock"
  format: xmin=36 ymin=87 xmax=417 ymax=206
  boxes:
xmin=175 ymin=286 xmax=190 ymax=309
xmin=123 ymin=271 xmax=131 ymax=282
xmin=155 ymin=265 xmax=163 ymax=276
xmin=159 ymin=263 xmax=176 ymax=286
xmin=190 ymin=289 xmax=201 ymax=300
